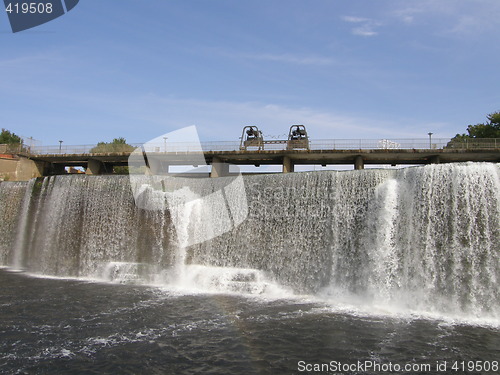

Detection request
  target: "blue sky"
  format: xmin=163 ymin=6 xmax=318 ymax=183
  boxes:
xmin=1 ymin=0 xmax=499 ymax=146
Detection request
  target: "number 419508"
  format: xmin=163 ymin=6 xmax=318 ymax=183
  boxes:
xmin=6 ymin=2 xmax=54 ymax=14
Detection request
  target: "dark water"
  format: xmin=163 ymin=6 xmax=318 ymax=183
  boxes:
xmin=1 ymin=270 xmax=498 ymax=375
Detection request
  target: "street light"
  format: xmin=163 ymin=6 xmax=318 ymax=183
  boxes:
xmin=59 ymin=140 xmax=63 ymax=153
xmin=427 ymin=132 xmax=433 ymax=149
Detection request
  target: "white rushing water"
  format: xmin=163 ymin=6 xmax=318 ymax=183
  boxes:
xmin=0 ymin=163 xmax=498 ymax=322
xmin=0 ymin=181 xmax=27 ymax=265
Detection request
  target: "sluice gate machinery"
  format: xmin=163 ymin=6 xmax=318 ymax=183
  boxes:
xmin=239 ymin=125 xmax=310 ymax=151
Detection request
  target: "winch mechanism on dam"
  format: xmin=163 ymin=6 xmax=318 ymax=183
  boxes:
xmin=239 ymin=124 xmax=310 ymax=151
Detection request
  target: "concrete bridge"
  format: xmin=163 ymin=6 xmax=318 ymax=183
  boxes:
xmin=1 ymin=138 xmax=499 ymax=180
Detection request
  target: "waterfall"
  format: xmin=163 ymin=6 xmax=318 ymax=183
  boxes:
xmin=0 ymin=163 xmax=498 ymax=319
xmin=11 ymin=178 xmax=36 ymax=269
xmin=0 ymin=181 xmax=28 ymax=265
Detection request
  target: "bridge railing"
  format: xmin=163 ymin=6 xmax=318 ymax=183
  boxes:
xmin=0 ymin=143 xmax=42 ymax=154
xmin=25 ymin=138 xmax=500 ymax=155
xmin=0 ymin=144 xmax=24 ymax=154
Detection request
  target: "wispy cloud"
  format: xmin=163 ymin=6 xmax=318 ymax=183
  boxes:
xmin=390 ymin=0 xmax=500 ymax=36
xmin=73 ymin=94 xmax=429 ymax=141
xmin=206 ymin=48 xmax=335 ymax=66
xmin=391 ymin=7 xmax=422 ymax=24
xmin=0 ymin=53 xmax=62 ymax=68
xmin=242 ymin=53 xmax=334 ymax=66
xmin=342 ymin=16 xmax=370 ymax=23
xmin=342 ymin=16 xmax=382 ymax=37
xmin=341 ymin=1 xmax=500 ymax=40
xmin=3 ymin=82 xmax=431 ymax=144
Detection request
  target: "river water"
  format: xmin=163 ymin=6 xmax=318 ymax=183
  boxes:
xmin=0 ymin=164 xmax=499 ymax=374
xmin=1 ymin=269 xmax=498 ymax=374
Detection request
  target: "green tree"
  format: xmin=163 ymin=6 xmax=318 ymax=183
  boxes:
xmin=89 ymin=137 xmax=134 ymax=153
xmin=89 ymin=137 xmax=134 ymax=174
xmin=452 ymin=111 xmax=500 ymax=140
xmin=447 ymin=111 xmax=500 ymax=148
xmin=0 ymin=128 xmax=22 ymax=144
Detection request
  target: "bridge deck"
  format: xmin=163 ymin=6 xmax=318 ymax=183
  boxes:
xmin=4 ymin=138 xmax=499 ymax=178
xmin=26 ymin=147 xmax=500 ymax=166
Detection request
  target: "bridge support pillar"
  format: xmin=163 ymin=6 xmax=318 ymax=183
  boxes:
xmin=211 ymin=157 xmax=229 ymax=178
xmin=148 ymin=160 xmax=169 ymax=175
xmin=283 ymin=156 xmax=294 ymax=173
xmin=354 ymin=155 xmax=364 ymax=170
xmin=86 ymin=159 xmax=105 ymax=175
xmin=429 ymin=155 xmax=440 ymax=164
xmin=51 ymin=163 xmax=66 ymax=175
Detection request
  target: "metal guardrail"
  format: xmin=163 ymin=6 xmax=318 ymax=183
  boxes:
xmin=3 ymin=138 xmax=500 ymax=155
xmin=0 ymin=144 xmax=24 ymax=154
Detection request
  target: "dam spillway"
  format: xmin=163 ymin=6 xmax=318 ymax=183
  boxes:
xmin=0 ymin=162 xmax=498 ymax=321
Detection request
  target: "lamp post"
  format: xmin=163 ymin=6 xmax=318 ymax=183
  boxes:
xmin=28 ymin=136 xmax=33 ymax=153
xmin=59 ymin=140 xmax=63 ymax=153
xmin=427 ymin=132 xmax=433 ymax=149
xmin=163 ymin=137 xmax=167 ymax=153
